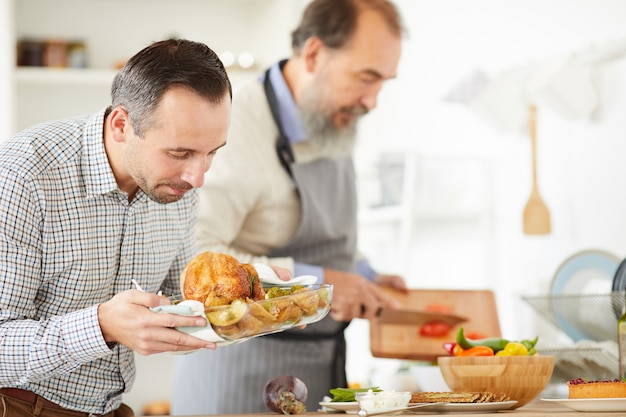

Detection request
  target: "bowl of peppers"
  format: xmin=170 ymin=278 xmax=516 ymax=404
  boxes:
xmin=437 ymin=327 xmax=554 ymax=409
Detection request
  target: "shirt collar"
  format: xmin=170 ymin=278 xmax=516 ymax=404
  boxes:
xmin=263 ymin=61 xmax=307 ymax=144
xmin=82 ymin=108 xmax=123 ymax=197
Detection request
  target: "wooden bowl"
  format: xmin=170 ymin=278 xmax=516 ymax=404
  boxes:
xmin=437 ymin=355 xmax=554 ymax=409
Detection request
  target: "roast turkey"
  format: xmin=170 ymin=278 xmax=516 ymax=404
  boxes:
xmin=180 ymin=251 xmax=266 ymax=307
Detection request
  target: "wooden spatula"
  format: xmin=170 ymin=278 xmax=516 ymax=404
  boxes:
xmin=523 ymin=104 xmax=551 ymax=235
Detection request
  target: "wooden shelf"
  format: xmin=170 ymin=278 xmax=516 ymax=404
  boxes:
xmin=15 ymin=66 xmax=257 ymax=87
xmin=15 ymin=67 xmax=119 ymax=85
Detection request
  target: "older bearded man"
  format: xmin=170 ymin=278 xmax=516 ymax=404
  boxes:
xmin=171 ymin=0 xmax=409 ymax=414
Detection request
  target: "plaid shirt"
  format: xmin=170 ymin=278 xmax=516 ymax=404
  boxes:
xmin=0 ymin=109 xmax=197 ymax=414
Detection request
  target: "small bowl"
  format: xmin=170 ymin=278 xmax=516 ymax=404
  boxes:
xmin=437 ymin=355 xmax=554 ymax=409
xmin=355 ymin=390 xmax=411 ymax=414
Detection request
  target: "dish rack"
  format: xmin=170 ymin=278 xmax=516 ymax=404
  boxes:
xmin=521 ymin=292 xmax=625 ymax=342
xmin=538 ymin=345 xmax=619 ymax=383
xmin=523 ymin=292 xmax=623 ymax=386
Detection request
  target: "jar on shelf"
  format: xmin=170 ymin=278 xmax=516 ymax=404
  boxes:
xmin=42 ymin=38 xmax=68 ymax=68
xmin=67 ymin=41 xmax=88 ymax=68
xmin=16 ymin=39 xmax=44 ymax=67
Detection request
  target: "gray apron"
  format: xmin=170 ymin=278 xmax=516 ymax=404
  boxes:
xmin=170 ymin=64 xmax=358 ymax=415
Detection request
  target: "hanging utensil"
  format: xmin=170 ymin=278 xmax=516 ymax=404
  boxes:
xmin=523 ymin=104 xmax=551 ymax=235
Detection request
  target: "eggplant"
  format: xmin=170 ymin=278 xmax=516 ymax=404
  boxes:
xmin=263 ymin=375 xmax=308 ymax=414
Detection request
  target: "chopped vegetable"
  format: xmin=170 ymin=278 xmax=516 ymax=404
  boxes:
xmin=442 ymin=342 xmax=456 ymax=355
xmin=521 ymin=336 xmax=538 ymax=351
xmin=458 ymin=346 xmax=494 ymax=356
xmin=456 ymin=327 xmax=509 ymax=352
xmin=419 ymin=321 xmax=452 ymax=337
xmin=265 ymin=285 xmax=305 ymax=299
xmin=495 ymin=342 xmax=528 ymax=356
xmin=329 ymin=387 xmax=381 ymax=402
xmin=455 ymin=327 xmax=539 ymax=355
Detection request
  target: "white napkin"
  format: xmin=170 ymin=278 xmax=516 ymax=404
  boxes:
xmin=151 ymin=300 xmax=235 ymax=349
xmin=252 ymin=263 xmax=318 ymax=286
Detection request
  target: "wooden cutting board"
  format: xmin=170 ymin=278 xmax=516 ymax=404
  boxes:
xmin=370 ymin=289 xmax=501 ymax=361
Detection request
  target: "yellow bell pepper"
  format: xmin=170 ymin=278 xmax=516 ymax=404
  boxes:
xmin=496 ymin=341 xmax=529 ymax=356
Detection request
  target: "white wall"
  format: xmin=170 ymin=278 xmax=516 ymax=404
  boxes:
xmin=14 ymin=0 xmax=304 ymax=71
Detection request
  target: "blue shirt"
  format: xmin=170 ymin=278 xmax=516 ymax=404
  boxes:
xmin=265 ymin=62 xmax=376 ymax=281
xmin=0 ymin=110 xmax=197 ymax=414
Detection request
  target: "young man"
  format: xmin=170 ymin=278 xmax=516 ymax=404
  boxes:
xmin=171 ymin=0 xmax=408 ymax=414
xmin=0 ymin=39 xmax=232 ymax=416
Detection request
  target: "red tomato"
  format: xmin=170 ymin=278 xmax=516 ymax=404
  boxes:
xmin=424 ymin=303 xmax=453 ymax=314
xmin=465 ymin=331 xmax=488 ymax=340
xmin=442 ymin=342 xmax=456 ymax=355
xmin=419 ymin=321 xmax=452 ymax=337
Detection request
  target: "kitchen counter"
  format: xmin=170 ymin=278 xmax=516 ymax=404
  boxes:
xmin=142 ymin=399 xmax=626 ymax=417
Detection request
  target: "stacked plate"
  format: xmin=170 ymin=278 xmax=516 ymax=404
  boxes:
xmin=549 ymin=249 xmax=622 ymax=342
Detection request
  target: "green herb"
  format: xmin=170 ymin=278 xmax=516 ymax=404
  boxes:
xmin=248 ymin=275 xmax=257 ymax=296
xmin=329 ymin=387 xmax=382 ymax=402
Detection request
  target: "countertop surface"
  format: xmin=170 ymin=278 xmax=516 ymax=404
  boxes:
xmin=141 ymin=399 xmax=626 ymax=417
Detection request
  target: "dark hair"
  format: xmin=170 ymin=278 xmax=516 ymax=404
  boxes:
xmin=111 ymin=39 xmax=232 ymax=137
xmin=291 ymin=0 xmax=406 ymax=53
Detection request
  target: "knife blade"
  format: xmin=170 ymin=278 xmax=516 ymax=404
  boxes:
xmin=375 ymin=308 xmax=467 ymax=326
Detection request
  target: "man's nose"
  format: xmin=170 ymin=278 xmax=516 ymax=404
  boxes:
xmin=181 ymin=158 xmax=210 ymax=188
xmin=361 ymin=83 xmax=383 ymax=111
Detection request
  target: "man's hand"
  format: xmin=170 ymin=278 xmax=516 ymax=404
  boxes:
xmin=271 ymin=265 xmax=293 ymax=281
xmin=323 ymin=269 xmax=405 ymax=322
xmin=374 ymin=274 xmax=409 ymax=293
xmin=98 ymin=290 xmax=217 ymax=355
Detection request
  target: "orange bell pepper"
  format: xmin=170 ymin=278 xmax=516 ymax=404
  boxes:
xmin=457 ymin=346 xmax=494 ymax=356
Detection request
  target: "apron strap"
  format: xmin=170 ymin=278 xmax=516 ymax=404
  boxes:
xmin=262 ymin=62 xmax=349 ymax=389
xmin=263 ymin=61 xmax=296 ymax=182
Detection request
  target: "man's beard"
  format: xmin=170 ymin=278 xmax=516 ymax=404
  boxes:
xmin=126 ymin=153 xmax=191 ymax=204
xmin=135 ymin=174 xmax=191 ymax=204
xmin=299 ymin=85 xmax=367 ymax=159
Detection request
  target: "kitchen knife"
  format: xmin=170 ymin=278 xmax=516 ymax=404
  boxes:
xmin=375 ymin=308 xmax=467 ymax=326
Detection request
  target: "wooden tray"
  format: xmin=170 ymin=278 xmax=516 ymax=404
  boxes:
xmin=370 ymin=289 xmax=501 ymax=361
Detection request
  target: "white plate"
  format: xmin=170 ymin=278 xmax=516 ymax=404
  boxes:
xmin=319 ymin=402 xmax=360 ymax=414
xmin=550 ymin=249 xmax=619 ymax=341
xmin=407 ymin=401 xmax=517 ymax=413
xmin=541 ymin=398 xmax=626 ymax=412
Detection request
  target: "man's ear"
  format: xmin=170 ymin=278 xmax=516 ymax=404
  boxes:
xmin=108 ymin=107 xmax=130 ymax=143
xmin=300 ymin=36 xmax=325 ymax=73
